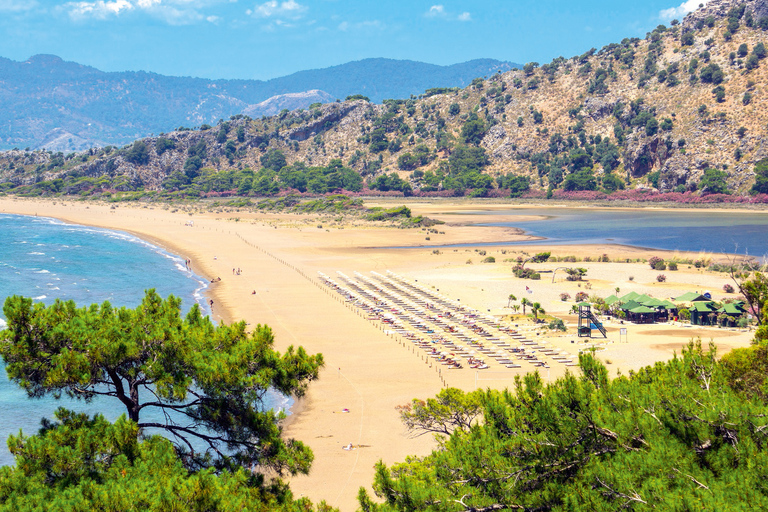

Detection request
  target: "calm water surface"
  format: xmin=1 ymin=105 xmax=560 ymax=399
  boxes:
xmin=470 ymin=208 xmax=768 ymax=259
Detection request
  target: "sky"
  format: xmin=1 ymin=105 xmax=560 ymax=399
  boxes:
xmin=0 ymin=0 xmax=710 ymax=80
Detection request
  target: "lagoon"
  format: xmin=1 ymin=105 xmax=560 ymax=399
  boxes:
xmin=470 ymin=208 xmax=768 ymax=259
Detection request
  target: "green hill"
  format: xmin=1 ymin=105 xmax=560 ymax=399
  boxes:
xmin=2 ymin=0 xmax=768 ymax=199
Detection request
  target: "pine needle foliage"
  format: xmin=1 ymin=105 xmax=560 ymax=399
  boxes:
xmin=362 ymin=341 xmax=768 ymax=511
xmin=0 ymin=409 xmax=333 ymax=511
xmin=0 ymin=290 xmax=323 ymax=478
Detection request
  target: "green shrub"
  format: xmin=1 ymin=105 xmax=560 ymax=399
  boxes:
xmin=548 ymin=318 xmax=566 ymax=331
xmin=649 ymin=256 xmax=666 ymax=270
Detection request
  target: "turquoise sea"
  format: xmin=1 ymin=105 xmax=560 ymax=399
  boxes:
xmin=0 ymin=214 xmax=289 ymax=467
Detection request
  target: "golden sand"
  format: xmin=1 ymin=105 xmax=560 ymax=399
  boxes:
xmin=0 ymin=197 xmax=755 ymax=510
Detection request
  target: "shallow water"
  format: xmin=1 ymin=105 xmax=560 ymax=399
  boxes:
xmin=453 ymin=208 xmax=768 ymax=259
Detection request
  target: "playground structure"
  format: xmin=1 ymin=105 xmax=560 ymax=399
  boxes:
xmin=578 ymin=304 xmax=607 ymax=338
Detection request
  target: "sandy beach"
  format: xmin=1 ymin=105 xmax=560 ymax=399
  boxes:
xmin=0 ymin=197 xmax=757 ymax=511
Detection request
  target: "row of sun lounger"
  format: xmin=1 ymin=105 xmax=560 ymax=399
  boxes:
xmin=318 ymin=270 xmax=579 ymax=372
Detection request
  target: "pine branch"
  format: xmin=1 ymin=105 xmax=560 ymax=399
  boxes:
xmin=596 ymin=477 xmax=650 ymax=507
xmin=453 ymin=495 xmax=523 ymax=511
xmin=672 ymin=468 xmax=711 ymax=492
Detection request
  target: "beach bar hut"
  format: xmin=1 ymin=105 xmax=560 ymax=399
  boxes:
xmin=627 ymin=305 xmax=657 ymax=323
xmin=644 ymin=298 xmax=677 ymax=322
xmin=619 ymin=291 xmax=641 ymax=302
xmin=716 ymin=302 xmax=747 ymax=326
xmin=690 ymin=301 xmax=717 ymax=326
xmin=613 ymin=294 xmax=677 ymax=324
xmin=673 ymin=292 xmax=710 ymax=309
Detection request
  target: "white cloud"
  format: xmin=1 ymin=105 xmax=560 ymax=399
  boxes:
xmin=426 ymin=5 xmax=471 ymax=22
xmin=0 ymin=0 xmax=37 ymax=11
xmin=61 ymin=0 xmax=229 ymax=24
xmin=65 ymin=0 xmax=134 ymax=20
xmin=252 ymin=0 xmax=306 ymax=18
xmin=659 ymin=0 xmax=709 ymax=21
xmin=426 ymin=4 xmax=444 ymax=17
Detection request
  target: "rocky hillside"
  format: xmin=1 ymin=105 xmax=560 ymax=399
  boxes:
xmin=1 ymin=0 xmax=768 ymax=198
xmin=0 ymin=56 xmax=514 ymax=152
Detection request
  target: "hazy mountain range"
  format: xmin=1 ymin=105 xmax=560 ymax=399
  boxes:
xmin=0 ymin=55 xmax=516 ymax=151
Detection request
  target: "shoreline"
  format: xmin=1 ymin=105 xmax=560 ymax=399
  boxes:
xmin=364 ymin=196 xmax=768 ymax=214
xmin=0 ymin=196 xmax=760 ymax=511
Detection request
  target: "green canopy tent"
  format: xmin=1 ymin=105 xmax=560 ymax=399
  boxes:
xmin=620 ymin=300 xmax=642 ymax=311
xmin=674 ymin=292 xmax=710 ymax=307
xmin=627 ymin=305 xmax=658 ymax=323
xmin=691 ymin=301 xmax=717 ymax=326
xmin=640 ymin=297 xmax=677 ymax=321
xmin=619 ymin=291 xmax=641 ymax=302
xmin=716 ymin=302 xmax=747 ymax=326
xmin=635 ymin=294 xmax=653 ymax=304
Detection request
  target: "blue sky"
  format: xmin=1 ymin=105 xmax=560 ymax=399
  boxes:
xmin=0 ymin=0 xmax=708 ymax=80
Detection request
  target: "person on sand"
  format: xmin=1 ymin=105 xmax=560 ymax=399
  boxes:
xmin=343 ymin=442 xmax=354 ymax=451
